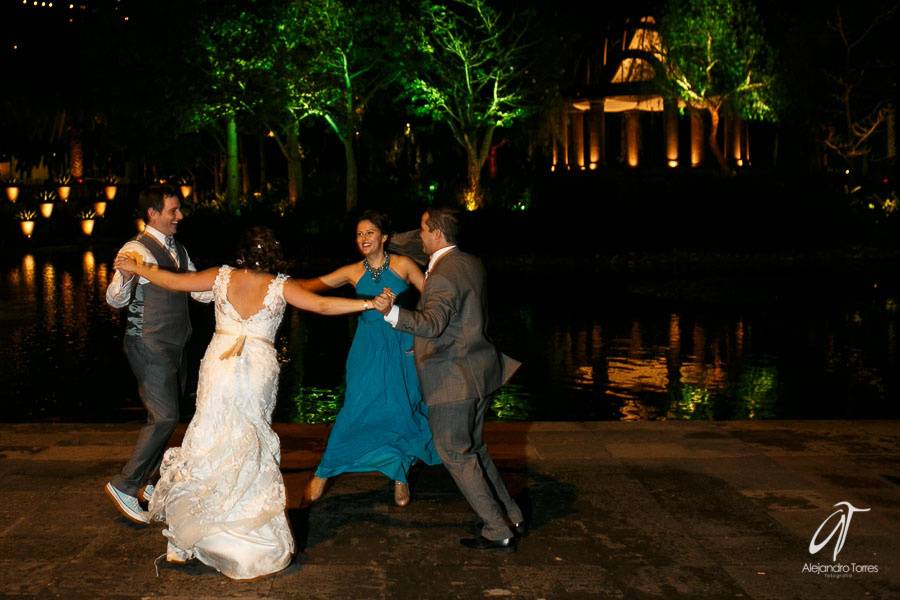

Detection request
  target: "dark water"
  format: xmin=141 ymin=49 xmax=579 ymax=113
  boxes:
xmin=2 ymin=248 xmax=899 ymax=422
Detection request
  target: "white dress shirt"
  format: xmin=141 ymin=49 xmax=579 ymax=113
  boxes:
xmin=384 ymin=245 xmax=456 ymax=326
xmin=105 ymin=225 xmax=213 ymax=307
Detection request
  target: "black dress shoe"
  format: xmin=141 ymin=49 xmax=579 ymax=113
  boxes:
xmin=511 ymin=520 xmax=527 ymax=537
xmin=460 ymin=535 xmax=517 ymax=551
xmin=474 ymin=520 xmax=527 ymax=537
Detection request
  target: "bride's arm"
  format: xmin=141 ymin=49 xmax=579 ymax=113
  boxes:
xmin=114 ymin=252 xmax=218 ymax=292
xmin=283 ymin=279 xmax=370 ymax=315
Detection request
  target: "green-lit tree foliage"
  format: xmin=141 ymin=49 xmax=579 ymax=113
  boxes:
xmin=239 ymin=1 xmax=313 ymax=207
xmin=657 ymin=0 xmax=779 ymax=172
xmin=194 ymin=1 xmax=309 ymax=212
xmin=403 ymin=0 xmax=532 ymax=209
xmin=288 ymin=0 xmax=408 ymax=211
xmin=194 ymin=3 xmax=260 ymax=211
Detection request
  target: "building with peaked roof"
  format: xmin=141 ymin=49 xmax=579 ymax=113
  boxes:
xmin=552 ymin=16 xmax=751 ymax=172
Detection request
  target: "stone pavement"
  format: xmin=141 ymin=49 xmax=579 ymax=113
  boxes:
xmin=0 ymin=421 xmax=898 ymax=599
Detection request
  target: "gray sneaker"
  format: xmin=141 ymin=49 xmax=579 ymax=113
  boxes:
xmin=105 ymin=482 xmax=149 ymax=524
xmin=139 ymin=483 xmax=155 ymax=503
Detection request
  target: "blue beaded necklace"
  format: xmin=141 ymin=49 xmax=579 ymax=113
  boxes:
xmin=363 ymin=251 xmax=390 ymax=281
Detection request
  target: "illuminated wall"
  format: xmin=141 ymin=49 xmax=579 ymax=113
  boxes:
xmin=550 ymin=94 xmax=756 ymax=170
xmin=571 ymin=110 xmax=585 ymax=170
xmin=742 ymin=121 xmax=751 ymax=166
xmin=731 ymin=116 xmax=743 ymax=166
xmin=690 ymin=108 xmax=704 ymax=167
xmin=665 ymin=102 xmax=679 ymax=167
xmin=624 ymin=111 xmax=640 ymax=167
xmin=588 ymin=101 xmax=605 ymax=169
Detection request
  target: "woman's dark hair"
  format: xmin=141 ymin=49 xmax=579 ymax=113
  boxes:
xmin=236 ymin=226 xmax=289 ymax=273
xmin=357 ymin=209 xmax=392 ymax=236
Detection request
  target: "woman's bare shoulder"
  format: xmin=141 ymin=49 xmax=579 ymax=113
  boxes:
xmin=391 ymin=254 xmax=422 ymax=271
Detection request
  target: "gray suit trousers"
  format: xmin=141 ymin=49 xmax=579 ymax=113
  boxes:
xmin=428 ymin=395 xmax=523 ymax=541
xmin=111 ymin=335 xmax=185 ymax=496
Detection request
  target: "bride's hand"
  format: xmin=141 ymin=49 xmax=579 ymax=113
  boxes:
xmin=114 ymin=251 xmax=144 ymax=275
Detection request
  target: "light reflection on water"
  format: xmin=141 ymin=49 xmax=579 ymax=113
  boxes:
xmin=1 ymin=249 xmax=899 ymax=422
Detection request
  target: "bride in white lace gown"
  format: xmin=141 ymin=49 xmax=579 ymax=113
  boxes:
xmin=115 ymin=227 xmax=381 ymax=580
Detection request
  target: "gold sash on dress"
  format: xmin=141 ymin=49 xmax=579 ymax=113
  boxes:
xmin=216 ymin=330 xmax=274 ymax=360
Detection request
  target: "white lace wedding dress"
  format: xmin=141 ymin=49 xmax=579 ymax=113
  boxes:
xmin=148 ymin=265 xmax=294 ymax=580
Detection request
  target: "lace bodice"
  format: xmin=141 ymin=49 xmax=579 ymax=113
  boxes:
xmin=212 ymin=265 xmax=289 ymax=342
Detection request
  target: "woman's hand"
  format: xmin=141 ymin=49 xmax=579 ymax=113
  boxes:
xmin=372 ymin=288 xmax=395 ymax=314
xmin=114 ymin=251 xmax=144 ymax=276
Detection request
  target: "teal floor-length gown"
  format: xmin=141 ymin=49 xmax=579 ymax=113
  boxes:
xmin=315 ymin=267 xmax=439 ymax=482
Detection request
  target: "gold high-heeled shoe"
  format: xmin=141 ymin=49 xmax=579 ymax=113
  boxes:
xmin=394 ymin=481 xmax=410 ymax=507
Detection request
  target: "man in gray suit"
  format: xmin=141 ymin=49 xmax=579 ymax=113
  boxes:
xmin=376 ymin=207 xmax=524 ymax=551
xmin=104 ymin=185 xmax=212 ymax=524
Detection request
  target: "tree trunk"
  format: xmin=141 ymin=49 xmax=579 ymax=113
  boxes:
xmin=462 ymin=127 xmax=494 ymax=210
xmin=286 ymin=125 xmax=303 ymax=207
xmin=465 ymin=148 xmax=483 ymax=211
xmin=344 ymin=137 xmax=357 ymax=212
xmin=707 ymin=109 xmax=729 ymax=172
xmin=226 ymin=115 xmax=240 ymax=213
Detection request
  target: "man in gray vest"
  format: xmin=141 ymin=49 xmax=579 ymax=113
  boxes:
xmin=104 ymin=184 xmax=212 ymax=524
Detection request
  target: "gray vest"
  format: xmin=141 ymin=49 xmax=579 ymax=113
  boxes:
xmin=125 ymin=233 xmax=192 ymax=347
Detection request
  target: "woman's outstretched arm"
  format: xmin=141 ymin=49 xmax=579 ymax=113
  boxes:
xmin=283 ymin=279 xmax=371 ymax=315
xmin=114 ymin=252 xmax=218 ymax=292
xmin=296 ymin=263 xmax=358 ymax=293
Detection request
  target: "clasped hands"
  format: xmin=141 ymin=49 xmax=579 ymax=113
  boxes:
xmin=113 ymin=251 xmax=144 ymax=278
xmin=372 ymin=288 xmax=395 ymax=315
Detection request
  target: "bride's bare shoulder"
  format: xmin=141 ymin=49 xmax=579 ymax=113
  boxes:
xmin=229 ymin=268 xmax=276 ymax=285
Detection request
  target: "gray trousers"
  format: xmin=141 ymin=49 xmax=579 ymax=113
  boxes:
xmin=428 ymin=394 xmax=523 ymax=541
xmin=111 ymin=335 xmax=185 ymax=496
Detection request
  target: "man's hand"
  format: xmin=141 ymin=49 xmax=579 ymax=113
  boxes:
xmin=114 ymin=251 xmax=143 ymax=278
xmin=372 ymin=288 xmax=395 ymax=315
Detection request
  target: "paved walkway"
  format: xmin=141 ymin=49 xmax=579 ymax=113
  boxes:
xmin=0 ymin=421 xmax=898 ymax=599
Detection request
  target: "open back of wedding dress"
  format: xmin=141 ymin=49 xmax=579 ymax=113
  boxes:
xmin=148 ymin=265 xmax=294 ymax=580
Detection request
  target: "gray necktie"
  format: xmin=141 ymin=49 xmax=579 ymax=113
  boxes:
xmin=165 ymin=236 xmax=178 ymax=265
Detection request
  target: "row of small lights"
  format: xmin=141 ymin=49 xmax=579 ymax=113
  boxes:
xmin=17 ymin=2 xmax=130 ymax=24
xmin=20 ymin=2 xmax=83 ymax=8
xmin=7 ymin=181 xmax=118 ymax=238
xmin=18 ymin=1 xmax=128 ymax=17
xmin=7 ymin=181 xmax=193 ymax=239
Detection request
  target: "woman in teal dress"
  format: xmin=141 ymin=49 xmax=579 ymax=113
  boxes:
xmin=299 ymin=210 xmax=439 ymax=507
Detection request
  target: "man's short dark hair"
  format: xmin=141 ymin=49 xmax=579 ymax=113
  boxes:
xmin=138 ymin=185 xmax=178 ymax=220
xmin=425 ymin=207 xmax=459 ymax=244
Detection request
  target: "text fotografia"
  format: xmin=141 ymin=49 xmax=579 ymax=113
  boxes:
xmin=802 ymin=501 xmax=879 ymax=579
xmin=801 ymin=562 xmax=879 ymax=578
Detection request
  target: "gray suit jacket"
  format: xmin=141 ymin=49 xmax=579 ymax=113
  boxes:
xmin=395 ymin=248 xmax=520 ymax=406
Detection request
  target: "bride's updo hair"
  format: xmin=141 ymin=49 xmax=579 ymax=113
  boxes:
xmin=236 ymin=226 xmax=289 ymax=273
